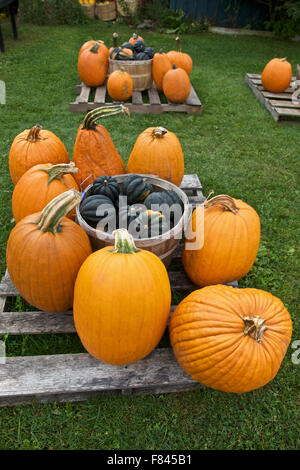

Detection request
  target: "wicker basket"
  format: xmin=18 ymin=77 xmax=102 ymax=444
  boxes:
xmin=108 ymin=58 xmax=153 ymax=91
xmin=97 ymin=1 xmax=116 ymax=21
xmin=81 ymin=4 xmax=95 ymax=19
xmin=76 ymin=174 xmax=191 ymax=268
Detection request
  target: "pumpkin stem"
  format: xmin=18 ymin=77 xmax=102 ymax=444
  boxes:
xmin=204 ymin=194 xmax=239 ymax=214
xmin=132 ymin=33 xmax=138 ymax=40
xmin=113 ymin=32 xmax=118 ymax=47
xmin=26 ymin=124 xmax=43 ymax=142
xmin=241 ymin=315 xmax=267 ymax=343
xmin=152 ymin=127 xmax=167 ymax=138
xmin=280 ymin=57 xmax=287 ymax=62
xmin=36 ymin=189 xmax=81 ymax=233
xmin=82 ymin=105 xmax=130 ymax=130
xmin=176 ymin=36 xmax=182 ymax=52
xmin=40 ymin=162 xmax=78 ymax=185
xmin=90 ymin=40 xmax=104 ymax=54
xmin=112 ymin=228 xmax=140 ymax=254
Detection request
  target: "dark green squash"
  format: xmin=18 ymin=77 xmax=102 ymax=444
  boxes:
xmin=121 ymin=42 xmax=135 ymax=51
xmin=79 ymin=194 xmax=116 ymax=230
xmin=144 ymin=190 xmax=184 ymax=226
xmin=135 ymin=52 xmax=150 ymax=61
xmin=92 ymin=175 xmax=120 ymax=204
xmin=118 ymin=204 xmax=145 ymax=230
xmin=131 ymin=209 xmax=169 ymax=239
xmin=122 ymin=174 xmax=153 ymax=204
xmin=133 ymin=40 xmax=145 ymax=53
xmin=110 ymin=47 xmax=121 ymax=60
xmin=144 ymin=47 xmax=155 ymax=59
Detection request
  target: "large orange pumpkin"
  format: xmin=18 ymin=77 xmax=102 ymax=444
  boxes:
xmin=169 ymin=285 xmax=293 ymax=393
xmin=127 ymin=126 xmax=184 ymax=186
xmin=12 ymin=162 xmax=79 ymax=223
xmin=6 ymin=189 xmax=92 ymax=312
xmin=78 ymin=39 xmax=108 ymax=58
xmin=261 ymin=58 xmax=292 ymax=93
xmin=78 ymin=40 xmax=109 ymax=87
xmin=183 ymin=194 xmax=260 ymax=286
xmin=107 ymin=69 xmax=133 ymax=101
xmin=162 ymin=65 xmax=191 ymax=103
xmin=9 ymin=125 xmax=69 ymax=185
xmin=73 ymin=228 xmax=171 ymax=365
xmin=152 ymin=49 xmax=172 ymax=92
xmin=167 ymin=37 xmax=192 ymax=76
xmin=72 ymin=105 xmax=128 ymax=190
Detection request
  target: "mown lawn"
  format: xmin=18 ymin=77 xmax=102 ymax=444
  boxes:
xmin=0 ymin=19 xmax=299 ymax=450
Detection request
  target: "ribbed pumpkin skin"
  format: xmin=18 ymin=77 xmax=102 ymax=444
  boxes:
xmin=152 ymin=51 xmax=172 ymax=91
xmin=12 ymin=164 xmax=79 ymax=223
xmin=73 ymin=248 xmax=171 ymax=365
xmin=127 ymin=127 xmax=184 ymax=186
xmin=169 ymin=285 xmax=293 ymax=393
xmin=183 ymin=197 xmax=260 ymax=286
xmin=73 ymin=124 xmax=125 ymax=190
xmin=107 ymin=70 xmax=133 ymax=101
xmin=78 ymin=42 xmax=109 ymax=87
xmin=167 ymin=50 xmax=192 ymax=75
xmin=262 ymin=58 xmax=292 ymax=93
xmin=6 ymin=214 xmax=92 ymax=312
xmin=9 ymin=128 xmax=69 ymax=185
xmin=162 ymin=67 xmax=191 ymax=103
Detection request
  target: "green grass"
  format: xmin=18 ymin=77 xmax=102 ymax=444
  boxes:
xmin=0 ymin=20 xmax=299 ymax=450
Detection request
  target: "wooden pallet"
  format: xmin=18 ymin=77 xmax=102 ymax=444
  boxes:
xmin=245 ymin=73 xmax=300 ymax=123
xmin=0 ymin=175 xmax=237 ymax=406
xmin=70 ymin=81 xmax=203 ymax=114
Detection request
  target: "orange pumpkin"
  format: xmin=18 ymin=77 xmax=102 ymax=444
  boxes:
xmin=152 ymin=49 xmax=172 ymax=92
xmin=107 ymin=69 xmax=133 ymax=101
xmin=183 ymin=194 xmax=260 ymax=286
xmin=162 ymin=65 xmax=191 ymax=103
xmin=78 ymin=39 xmax=108 ymax=58
xmin=9 ymin=124 xmax=69 ymax=185
xmin=78 ymin=40 xmax=109 ymax=87
xmin=12 ymin=162 xmax=79 ymax=223
xmin=72 ymin=105 xmax=128 ymax=190
xmin=167 ymin=37 xmax=192 ymax=76
xmin=261 ymin=57 xmax=292 ymax=93
xmin=127 ymin=126 xmax=184 ymax=186
xmin=169 ymin=285 xmax=293 ymax=393
xmin=73 ymin=229 xmax=171 ymax=365
xmin=6 ymin=189 xmax=92 ymax=312
xmin=128 ymin=33 xmax=144 ymax=46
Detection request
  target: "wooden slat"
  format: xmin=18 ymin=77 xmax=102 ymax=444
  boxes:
xmin=262 ymin=91 xmax=293 ymax=100
xmin=269 ymin=99 xmax=300 ymax=109
xmin=275 ymin=107 xmax=300 ymax=117
xmin=180 ymin=174 xmax=202 ymax=191
xmin=131 ymin=91 xmax=143 ymax=105
xmin=245 ymin=74 xmax=279 ymax=121
xmin=185 ymin=84 xmax=202 ymax=106
xmin=0 ymin=349 xmax=200 ymax=406
xmin=94 ymin=83 xmax=106 ymax=103
xmin=148 ymin=85 xmax=161 ymax=105
xmin=75 ymin=83 xmax=90 ymax=103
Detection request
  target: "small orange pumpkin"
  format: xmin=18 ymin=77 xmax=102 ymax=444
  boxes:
xmin=169 ymin=285 xmax=293 ymax=393
xmin=107 ymin=69 xmax=133 ymax=101
xmin=7 ymin=190 xmax=92 ymax=312
xmin=78 ymin=40 xmax=109 ymax=87
xmin=162 ymin=65 xmax=191 ymax=103
xmin=73 ymin=228 xmax=171 ymax=365
xmin=128 ymin=33 xmax=144 ymax=46
xmin=152 ymin=49 xmax=172 ymax=92
xmin=182 ymin=194 xmax=261 ymax=286
xmin=167 ymin=37 xmax=192 ymax=76
xmin=12 ymin=162 xmax=79 ymax=223
xmin=261 ymin=57 xmax=292 ymax=93
xmin=127 ymin=126 xmax=184 ymax=186
xmin=72 ymin=105 xmax=128 ymax=190
xmin=9 ymin=124 xmax=69 ymax=185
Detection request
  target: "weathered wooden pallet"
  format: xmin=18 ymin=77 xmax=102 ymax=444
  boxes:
xmin=245 ymin=73 xmax=300 ymax=123
xmin=70 ymin=81 xmax=203 ymax=115
xmin=0 ymin=175 xmax=236 ymax=406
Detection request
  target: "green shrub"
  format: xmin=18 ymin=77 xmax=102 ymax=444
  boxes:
xmin=19 ymin=0 xmax=89 ymax=25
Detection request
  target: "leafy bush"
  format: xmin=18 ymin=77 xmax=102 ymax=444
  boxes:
xmin=255 ymin=0 xmax=300 ymax=38
xmin=19 ymin=0 xmax=89 ymax=25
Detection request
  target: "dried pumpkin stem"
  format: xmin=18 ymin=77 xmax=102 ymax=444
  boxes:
xmin=41 ymin=162 xmax=78 ymax=185
xmin=152 ymin=127 xmax=167 ymax=138
xmin=90 ymin=40 xmax=104 ymax=54
xmin=204 ymin=194 xmax=239 ymax=214
xmin=112 ymin=32 xmax=118 ymax=47
xmin=82 ymin=105 xmax=130 ymax=130
xmin=176 ymin=36 xmax=182 ymax=52
xmin=241 ymin=315 xmax=267 ymax=343
xmin=36 ymin=189 xmax=81 ymax=233
xmin=26 ymin=124 xmax=43 ymax=142
xmin=112 ymin=228 xmax=140 ymax=254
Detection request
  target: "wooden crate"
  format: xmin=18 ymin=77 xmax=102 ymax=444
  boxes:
xmin=245 ymin=73 xmax=300 ymax=123
xmin=1 ymin=174 xmax=227 ymax=406
xmin=70 ymin=81 xmax=203 ymax=114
